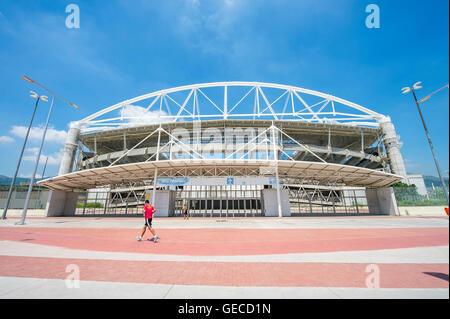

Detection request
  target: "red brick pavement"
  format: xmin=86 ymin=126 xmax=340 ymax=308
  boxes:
xmin=0 ymin=227 xmax=447 ymax=255
xmin=0 ymin=255 xmax=447 ymax=288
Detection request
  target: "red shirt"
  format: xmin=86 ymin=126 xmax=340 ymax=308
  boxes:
xmin=144 ymin=204 xmax=155 ymax=219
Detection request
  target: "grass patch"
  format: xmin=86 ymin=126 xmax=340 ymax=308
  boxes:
xmin=397 ymin=199 xmax=447 ymax=206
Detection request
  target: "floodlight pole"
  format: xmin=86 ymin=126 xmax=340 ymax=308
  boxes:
xmin=11 ymin=75 xmax=79 ymax=222
xmin=411 ymin=89 xmax=449 ymax=207
xmin=35 ymin=156 xmax=48 ymax=209
xmin=17 ymin=96 xmax=55 ymax=225
xmin=1 ymin=96 xmax=41 ymax=220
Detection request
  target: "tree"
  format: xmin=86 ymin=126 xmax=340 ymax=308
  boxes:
xmin=392 ymin=182 xmax=419 ymax=200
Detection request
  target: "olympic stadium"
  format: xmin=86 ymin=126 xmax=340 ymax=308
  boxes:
xmin=38 ymin=82 xmax=407 ymax=217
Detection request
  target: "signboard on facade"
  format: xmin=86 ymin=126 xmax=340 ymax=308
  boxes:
xmin=156 ymin=176 xmax=283 ymax=186
xmin=156 ymin=177 xmax=190 ymax=186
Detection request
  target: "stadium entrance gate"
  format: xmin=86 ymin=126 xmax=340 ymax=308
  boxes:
xmin=173 ymin=184 xmax=264 ymax=217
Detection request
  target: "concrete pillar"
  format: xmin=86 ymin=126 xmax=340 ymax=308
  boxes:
xmin=58 ymin=122 xmax=82 ymax=175
xmin=378 ymin=116 xmax=407 ymax=178
xmin=45 ymin=122 xmax=81 ymax=217
xmin=145 ymin=189 xmax=175 ymax=217
xmin=46 ymin=190 xmax=80 ymax=217
xmin=262 ymin=189 xmax=291 ymax=216
xmin=365 ymin=187 xmax=400 ymax=215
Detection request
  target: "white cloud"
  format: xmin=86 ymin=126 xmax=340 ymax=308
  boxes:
xmin=404 ymin=158 xmax=421 ymax=173
xmin=10 ymin=126 xmax=67 ymax=143
xmin=0 ymin=136 xmax=14 ymax=143
xmin=23 ymin=148 xmax=62 ymax=166
xmin=175 ymin=0 xmax=245 ymax=55
xmin=120 ymin=104 xmax=174 ymax=127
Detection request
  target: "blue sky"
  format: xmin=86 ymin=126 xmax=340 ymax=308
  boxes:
xmin=0 ymin=0 xmax=448 ymax=178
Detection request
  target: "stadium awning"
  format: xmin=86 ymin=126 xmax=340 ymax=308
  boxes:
xmin=37 ymin=159 xmax=402 ymax=191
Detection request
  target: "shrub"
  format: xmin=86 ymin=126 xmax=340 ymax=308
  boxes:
xmin=76 ymin=202 xmax=104 ymax=208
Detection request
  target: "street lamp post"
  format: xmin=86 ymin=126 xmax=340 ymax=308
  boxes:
xmin=35 ymin=156 xmax=48 ymax=209
xmin=1 ymin=91 xmax=47 ymax=220
xmin=17 ymin=76 xmax=79 ymax=224
xmin=402 ymin=82 xmax=449 ymax=207
xmin=17 ymin=96 xmax=55 ymax=225
xmin=2 ymin=75 xmax=79 ymax=223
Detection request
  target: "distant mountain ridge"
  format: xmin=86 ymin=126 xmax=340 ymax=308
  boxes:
xmin=423 ymin=175 xmax=449 ymax=189
xmin=0 ymin=175 xmax=45 ymax=186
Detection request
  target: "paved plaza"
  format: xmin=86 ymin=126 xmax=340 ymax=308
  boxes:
xmin=0 ymin=214 xmax=448 ymax=299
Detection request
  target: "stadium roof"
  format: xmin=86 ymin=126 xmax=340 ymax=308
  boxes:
xmin=38 ymin=159 xmax=402 ymax=191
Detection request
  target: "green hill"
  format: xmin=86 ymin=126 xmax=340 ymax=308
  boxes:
xmin=423 ymin=175 xmax=449 ymax=189
xmin=0 ymin=176 xmax=45 ymax=186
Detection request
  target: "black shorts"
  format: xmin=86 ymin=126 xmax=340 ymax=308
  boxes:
xmin=145 ymin=218 xmax=152 ymax=227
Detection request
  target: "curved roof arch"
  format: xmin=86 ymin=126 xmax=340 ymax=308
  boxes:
xmin=79 ymin=82 xmax=385 ymax=133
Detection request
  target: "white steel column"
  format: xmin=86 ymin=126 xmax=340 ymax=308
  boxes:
xmin=271 ymin=124 xmax=282 ymax=218
xmin=152 ymin=167 xmax=158 ymax=207
xmin=169 ymin=128 xmax=173 ymax=160
xmin=156 ymin=126 xmax=161 ymax=161
xmin=378 ymin=116 xmax=407 ymax=178
xmin=152 ymin=126 xmax=162 ymax=208
xmin=59 ymin=122 xmax=81 ymax=175
xmin=224 ymin=85 xmax=228 ymax=119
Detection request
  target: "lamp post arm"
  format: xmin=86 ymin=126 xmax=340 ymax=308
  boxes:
xmin=411 ymin=89 xmax=450 ymax=207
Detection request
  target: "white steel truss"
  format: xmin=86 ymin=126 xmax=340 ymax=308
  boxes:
xmin=103 ymin=124 xmax=328 ymax=165
xmin=79 ymin=82 xmax=384 ymax=133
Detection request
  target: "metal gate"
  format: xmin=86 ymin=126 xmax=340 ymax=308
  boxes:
xmin=174 ymin=185 xmax=264 ymax=217
xmin=174 ymin=198 xmax=262 ymax=217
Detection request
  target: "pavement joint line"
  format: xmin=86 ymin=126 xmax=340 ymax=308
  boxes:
xmin=162 ymin=284 xmax=174 ymax=299
xmin=327 ymin=287 xmax=343 ymax=299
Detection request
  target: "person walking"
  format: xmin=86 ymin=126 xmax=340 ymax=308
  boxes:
xmin=183 ymin=203 xmax=189 ymax=220
xmin=137 ymin=200 xmax=158 ymax=242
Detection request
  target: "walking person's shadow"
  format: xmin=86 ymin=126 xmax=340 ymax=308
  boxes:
xmin=423 ymin=272 xmax=449 ymax=281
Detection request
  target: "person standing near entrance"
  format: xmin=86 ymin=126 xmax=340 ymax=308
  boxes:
xmin=137 ymin=200 xmax=158 ymax=242
xmin=183 ymin=203 xmax=189 ymax=220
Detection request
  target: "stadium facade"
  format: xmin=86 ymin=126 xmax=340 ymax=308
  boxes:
xmin=38 ymin=82 xmax=406 ymax=217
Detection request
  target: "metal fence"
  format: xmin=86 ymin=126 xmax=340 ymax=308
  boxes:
xmin=0 ymin=188 xmax=50 ymax=209
xmin=393 ymin=187 xmax=447 ymax=206
xmin=287 ymin=186 xmax=369 ymax=215
xmin=74 ymin=189 xmax=146 ymax=216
